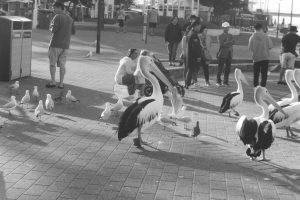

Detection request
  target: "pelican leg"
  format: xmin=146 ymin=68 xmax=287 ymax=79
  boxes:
xmin=133 ymin=127 xmax=142 ymax=148
xmin=261 ymin=150 xmax=269 ymax=161
xmin=286 ymin=127 xmax=291 ymax=137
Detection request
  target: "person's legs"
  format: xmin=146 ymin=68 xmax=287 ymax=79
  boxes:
xmin=260 ymin=60 xmax=269 ymax=87
xmin=171 ymin=42 xmax=179 ymax=64
xmin=287 ymin=53 xmax=296 ymax=69
xmin=223 ymin=56 xmax=232 ymax=85
xmin=48 ymin=47 xmax=58 ymax=86
xmin=217 ymin=58 xmax=225 ymax=85
xmin=122 ymin=74 xmax=136 ymax=95
xmin=192 ymin=62 xmax=200 ymax=84
xmin=201 ymin=59 xmax=209 ymax=83
xmin=57 ymin=49 xmax=68 ymax=88
xmin=186 ymin=65 xmax=196 ymax=88
xmin=253 ymin=61 xmax=260 ymax=87
xmin=167 ymin=43 xmax=173 ymax=65
xmin=279 ymin=53 xmax=287 ymax=83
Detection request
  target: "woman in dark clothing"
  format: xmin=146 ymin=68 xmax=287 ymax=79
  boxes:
xmin=164 ymin=16 xmax=182 ymax=66
xmin=185 ymin=20 xmax=203 ymax=89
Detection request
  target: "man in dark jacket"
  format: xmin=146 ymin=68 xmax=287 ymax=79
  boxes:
xmin=185 ymin=20 xmax=202 ymax=89
xmin=165 ymin=16 xmax=182 ymax=66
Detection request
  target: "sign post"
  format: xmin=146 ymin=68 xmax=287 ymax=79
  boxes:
xmin=142 ymin=2 xmax=148 ymax=44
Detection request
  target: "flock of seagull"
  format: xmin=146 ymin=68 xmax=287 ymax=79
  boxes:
xmin=0 ymin=81 xmax=81 ymax=121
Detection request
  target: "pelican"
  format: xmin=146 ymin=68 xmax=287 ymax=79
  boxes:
xmin=268 ymin=70 xmax=297 ymax=112
xmin=236 ymin=86 xmax=287 ymax=161
xmin=219 ymin=69 xmax=249 ymax=117
xmin=293 ymin=69 xmax=300 ymax=101
xmin=117 ymin=55 xmax=175 ymax=147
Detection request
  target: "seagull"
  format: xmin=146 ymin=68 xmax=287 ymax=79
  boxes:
xmin=9 ymin=81 xmax=19 ymax=94
xmin=20 ymin=90 xmax=30 ymax=108
xmin=1 ymin=96 xmax=18 ymax=115
xmin=85 ymin=50 xmax=93 ymax=58
xmin=111 ymin=98 xmax=123 ymax=116
xmin=66 ymin=90 xmax=80 ymax=105
xmin=34 ymin=100 xmax=45 ymax=121
xmin=45 ymin=94 xmax=54 ymax=111
xmin=54 ymin=91 xmax=64 ymax=104
xmin=99 ymin=102 xmax=112 ymax=120
xmin=192 ymin=121 xmax=201 ymax=137
xmin=32 ymin=86 xmax=39 ymax=102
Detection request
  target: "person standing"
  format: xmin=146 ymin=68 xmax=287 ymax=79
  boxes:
xmin=148 ymin=7 xmax=159 ymax=36
xmin=117 ymin=6 xmax=126 ymax=33
xmin=199 ymin=25 xmax=212 ymax=86
xmin=46 ymin=1 xmax=73 ymax=89
xmin=164 ymin=16 xmax=182 ymax=66
xmin=277 ymin=26 xmax=300 ymax=84
xmin=216 ymin=22 xmax=235 ymax=87
xmin=182 ymin=15 xmax=198 ymax=33
xmin=248 ymin=23 xmax=273 ymax=87
xmin=185 ymin=20 xmax=202 ymax=89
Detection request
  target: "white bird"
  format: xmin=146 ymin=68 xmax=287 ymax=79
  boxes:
xmin=100 ymin=102 xmax=112 ymax=120
xmin=268 ymin=70 xmax=297 ymax=112
xmin=170 ymin=115 xmax=192 ymax=130
xmin=236 ymin=86 xmax=287 ymax=161
xmin=66 ymin=90 xmax=80 ymax=105
xmin=293 ymin=69 xmax=300 ymax=101
xmin=85 ymin=50 xmax=93 ymax=58
xmin=45 ymin=94 xmax=54 ymax=111
xmin=111 ymin=98 xmax=123 ymax=115
xmin=219 ymin=69 xmax=249 ymax=117
xmin=9 ymin=81 xmax=19 ymax=94
xmin=34 ymin=100 xmax=45 ymax=121
xmin=20 ymin=90 xmax=30 ymax=108
xmin=117 ymin=55 xmax=176 ymax=147
xmin=32 ymin=86 xmax=39 ymax=102
xmin=1 ymin=96 xmax=17 ymax=115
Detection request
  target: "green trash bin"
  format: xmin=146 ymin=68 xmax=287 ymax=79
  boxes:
xmin=0 ymin=16 xmax=32 ymax=81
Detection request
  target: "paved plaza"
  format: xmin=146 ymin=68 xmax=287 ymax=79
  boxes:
xmin=0 ymin=29 xmax=299 ymax=200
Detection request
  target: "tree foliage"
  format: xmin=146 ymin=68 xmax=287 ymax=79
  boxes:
xmin=199 ymin=0 xmax=241 ymax=15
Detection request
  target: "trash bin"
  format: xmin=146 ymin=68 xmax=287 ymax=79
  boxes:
xmin=0 ymin=16 xmax=32 ymax=81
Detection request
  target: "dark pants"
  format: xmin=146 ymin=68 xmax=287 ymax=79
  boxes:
xmin=201 ymin=59 xmax=210 ymax=82
xmin=217 ymin=57 xmax=232 ymax=84
xmin=122 ymin=74 xmax=135 ymax=95
xmin=185 ymin=61 xmax=197 ymax=87
xmin=167 ymin=42 xmax=179 ymax=63
xmin=253 ymin=60 xmax=269 ymax=87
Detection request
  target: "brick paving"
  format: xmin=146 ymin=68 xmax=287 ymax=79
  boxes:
xmin=0 ymin=29 xmax=299 ymax=200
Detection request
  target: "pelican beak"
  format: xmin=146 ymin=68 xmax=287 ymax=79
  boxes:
xmin=240 ymin=72 xmax=249 ymax=85
xmin=265 ymin=92 xmax=285 ymax=115
xmin=150 ymin=62 xmax=174 ymax=93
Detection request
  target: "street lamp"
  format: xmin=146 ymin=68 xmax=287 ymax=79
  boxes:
xmin=276 ymin=0 xmax=281 ymax=39
xmin=290 ymin=0 xmax=294 ymax=25
xmin=96 ymin=0 xmax=104 ymax=54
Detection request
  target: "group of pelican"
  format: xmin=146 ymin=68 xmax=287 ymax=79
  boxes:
xmin=220 ymin=68 xmax=300 ymax=161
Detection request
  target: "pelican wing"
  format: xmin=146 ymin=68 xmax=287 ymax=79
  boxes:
xmin=118 ymin=99 xmax=155 ymax=141
xmin=269 ymin=104 xmax=289 ymax=124
xmin=236 ymin=115 xmax=258 ymax=145
xmin=253 ymin=120 xmax=274 ymax=151
xmin=219 ymin=92 xmax=240 ymax=113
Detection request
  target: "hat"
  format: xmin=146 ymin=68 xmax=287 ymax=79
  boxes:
xmin=222 ymin=22 xmax=230 ymax=28
xmin=289 ymin=26 xmax=298 ymax=32
xmin=189 ymin=15 xmax=198 ymax=20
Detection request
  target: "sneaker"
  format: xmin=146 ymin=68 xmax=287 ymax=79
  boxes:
xmin=216 ymin=83 xmax=221 ymax=87
xmin=204 ymin=82 xmax=211 ymax=87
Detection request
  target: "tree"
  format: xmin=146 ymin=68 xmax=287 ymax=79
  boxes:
xmin=114 ymin=0 xmax=135 ymax=8
xmin=200 ymin=0 xmax=241 ymax=15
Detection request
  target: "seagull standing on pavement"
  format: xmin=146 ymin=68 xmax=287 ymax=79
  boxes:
xmin=85 ymin=50 xmax=93 ymax=58
xmin=9 ymin=81 xmax=19 ymax=94
xmin=100 ymin=102 xmax=112 ymax=120
xmin=35 ymin=100 xmax=45 ymax=121
xmin=20 ymin=90 xmax=30 ymax=108
xmin=66 ymin=90 xmax=80 ymax=106
xmin=1 ymin=96 xmax=18 ymax=115
xmin=32 ymin=86 xmax=39 ymax=102
xmin=45 ymin=94 xmax=54 ymax=111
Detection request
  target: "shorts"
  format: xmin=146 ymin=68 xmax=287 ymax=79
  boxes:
xmin=48 ymin=47 xmax=68 ymax=68
xmin=281 ymin=52 xmax=296 ymax=69
xmin=118 ymin=19 xmax=124 ymax=27
xmin=149 ymin=22 xmax=157 ymax=28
